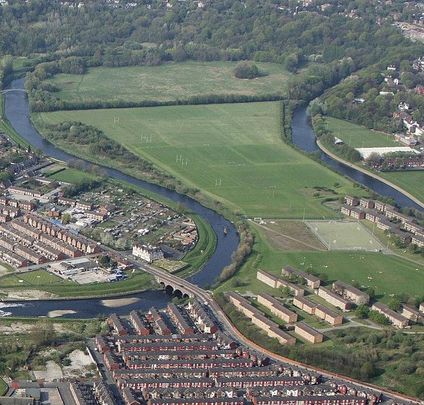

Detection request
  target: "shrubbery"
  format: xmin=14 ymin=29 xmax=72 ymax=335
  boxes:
xmin=233 ymin=62 xmax=260 ymax=79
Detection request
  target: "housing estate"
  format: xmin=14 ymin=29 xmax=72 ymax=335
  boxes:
xmin=342 ymin=196 xmax=424 ymax=248
xmin=92 ymin=302 xmax=384 ymax=405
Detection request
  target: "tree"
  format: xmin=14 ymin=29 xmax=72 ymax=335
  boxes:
xmin=61 ymin=213 xmax=71 ymax=224
xmin=233 ymin=61 xmax=260 ymax=79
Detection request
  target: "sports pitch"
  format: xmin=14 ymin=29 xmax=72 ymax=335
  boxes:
xmin=306 ymin=220 xmax=386 ymax=251
xmin=35 ymin=102 xmax=360 ymax=218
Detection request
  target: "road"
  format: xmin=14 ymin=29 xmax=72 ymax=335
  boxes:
xmin=133 ymin=257 xmax=422 ymax=404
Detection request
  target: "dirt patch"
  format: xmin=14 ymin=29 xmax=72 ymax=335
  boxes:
xmin=252 ymin=220 xmax=326 ymax=251
xmin=0 ymin=289 xmax=58 ymax=300
xmin=33 ymin=360 xmax=63 ymax=382
xmin=63 ymin=349 xmax=95 ymax=378
xmin=0 ymin=321 xmax=78 ymax=335
xmin=101 ymin=297 xmax=140 ymax=308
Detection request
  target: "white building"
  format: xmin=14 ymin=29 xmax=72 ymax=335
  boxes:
xmin=132 ymin=243 xmax=163 ymax=263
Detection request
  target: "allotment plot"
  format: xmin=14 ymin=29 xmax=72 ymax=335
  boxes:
xmin=306 ymin=220 xmax=386 ymax=251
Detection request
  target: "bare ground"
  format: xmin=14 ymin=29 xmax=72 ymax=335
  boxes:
xmin=252 ymin=220 xmax=326 ymax=251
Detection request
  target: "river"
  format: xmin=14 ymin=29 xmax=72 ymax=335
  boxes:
xmin=2 ymin=80 xmax=421 ymax=318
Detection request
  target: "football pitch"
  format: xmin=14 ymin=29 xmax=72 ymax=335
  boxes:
xmin=35 ymin=102 xmax=360 ymax=218
xmin=306 ymin=220 xmax=386 ymax=251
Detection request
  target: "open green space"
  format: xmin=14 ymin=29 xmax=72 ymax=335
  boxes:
xmin=45 ymin=61 xmax=290 ymax=105
xmin=48 ymin=167 xmax=101 ymax=184
xmin=216 ymin=227 xmax=424 ymax=302
xmin=0 ymin=269 xmax=156 ymax=298
xmin=325 ymin=117 xmax=398 ymax=148
xmin=35 ymin=102 xmax=360 ymax=218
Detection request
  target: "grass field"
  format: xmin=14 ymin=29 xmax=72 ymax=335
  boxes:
xmin=45 ymin=61 xmax=290 ymax=104
xmin=48 ymin=168 xmax=101 ymax=184
xmin=216 ymin=227 xmax=424 ymax=301
xmin=0 ymin=269 xmax=66 ymax=287
xmin=35 ymin=102 xmax=361 ymax=218
xmin=306 ymin=220 xmax=386 ymax=251
xmin=325 ymin=117 xmax=398 ymax=148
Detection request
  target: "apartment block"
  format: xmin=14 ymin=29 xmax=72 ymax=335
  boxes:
xmin=359 ymin=198 xmax=374 ymax=209
xmin=281 ymin=265 xmax=321 ymax=289
xmin=371 ymin=303 xmax=409 ymax=328
xmin=292 ymin=296 xmax=317 ymax=315
xmin=256 ymin=269 xmax=280 ymax=288
xmin=344 ymin=196 xmax=359 ymax=206
xmin=257 ymin=293 xmax=298 ymax=323
xmin=401 ymin=304 xmax=421 ymax=323
xmin=332 ymin=281 xmax=369 ymax=305
xmin=294 ymin=322 xmax=323 ymax=344
xmin=317 ymin=287 xmax=351 ymax=311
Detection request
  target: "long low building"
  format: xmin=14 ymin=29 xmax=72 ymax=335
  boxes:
xmin=227 ymin=292 xmax=295 ymax=346
xmin=281 ymin=265 xmax=321 ymax=289
xmin=256 ymin=270 xmax=304 ymax=297
xmin=371 ymin=303 xmax=409 ymax=328
xmin=257 ymin=293 xmax=298 ymax=323
xmin=332 ymin=281 xmax=370 ymax=305
xmin=251 ymin=395 xmax=367 ymax=405
xmin=294 ymin=322 xmax=324 ymax=344
xmin=317 ymin=287 xmax=351 ymax=311
xmin=292 ymin=296 xmax=342 ymax=326
xmin=314 ymin=304 xmax=343 ymax=326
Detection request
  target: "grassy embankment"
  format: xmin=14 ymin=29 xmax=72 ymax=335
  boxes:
xmin=325 ymin=116 xmax=424 ymax=204
xmin=0 ymin=378 xmax=7 ymax=396
xmin=44 ymin=61 xmax=289 ymax=105
xmin=0 ymin=268 xmax=156 ymax=299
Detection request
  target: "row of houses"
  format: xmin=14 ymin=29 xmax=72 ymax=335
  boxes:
xmin=23 ymin=213 xmax=101 ymax=254
xmin=343 ymin=196 xmax=424 ymax=248
xmin=0 ymin=196 xmax=36 ymax=211
xmin=187 ymin=300 xmax=218 ymax=334
xmin=95 ymin=303 xmax=386 ymax=405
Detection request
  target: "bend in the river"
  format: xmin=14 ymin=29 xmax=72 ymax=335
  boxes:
xmin=291 ymin=107 xmax=423 ymax=212
xmin=2 ymin=79 xmax=421 ymax=318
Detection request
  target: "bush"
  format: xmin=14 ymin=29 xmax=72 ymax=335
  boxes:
xmin=233 ymin=61 xmax=260 ymax=79
xmin=368 ymin=310 xmax=390 ymax=325
xmin=397 ymin=361 xmax=416 ymax=375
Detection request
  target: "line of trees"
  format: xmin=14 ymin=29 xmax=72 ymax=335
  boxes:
xmin=219 ymin=224 xmax=254 ymax=282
